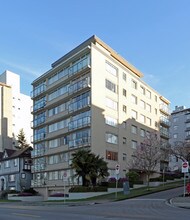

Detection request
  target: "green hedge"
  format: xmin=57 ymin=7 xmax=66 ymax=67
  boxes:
xmin=69 ymin=186 xmax=107 ymax=193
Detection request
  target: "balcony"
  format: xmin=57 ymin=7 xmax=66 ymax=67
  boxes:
xmin=31 ymin=116 xmax=46 ymax=128
xmin=31 ymin=84 xmax=46 ymax=99
xmin=68 ymin=56 xmax=91 ymax=78
xmin=68 ymin=116 xmax=91 ymax=131
xmin=31 ymin=148 xmax=46 ymax=158
xmin=31 ymin=179 xmax=45 ymax=187
xmin=160 ymin=104 xmax=170 ymax=115
xmin=160 ymin=129 xmax=169 ymax=139
xmin=69 ymin=137 xmax=91 ymax=149
xmin=31 ymin=100 xmax=46 ymax=113
xmin=68 ymin=97 xmax=90 ymax=113
xmin=160 ymin=116 xmax=170 ymax=127
xmin=68 ymin=77 xmax=90 ymax=95
xmin=31 ymin=133 xmax=46 ymax=143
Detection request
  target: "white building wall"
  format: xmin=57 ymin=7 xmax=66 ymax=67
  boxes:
xmin=0 ymin=70 xmax=32 ymax=149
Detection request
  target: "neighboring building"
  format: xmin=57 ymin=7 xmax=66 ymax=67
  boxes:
xmin=31 ymin=35 xmax=170 ymax=196
xmin=169 ymin=106 xmax=190 ymax=171
xmin=0 ymin=70 xmax=32 ymax=151
xmin=0 ymin=147 xmax=32 ymax=191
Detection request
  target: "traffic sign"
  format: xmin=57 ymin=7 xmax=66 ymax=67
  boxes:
xmin=182 ymin=161 xmax=189 ymax=173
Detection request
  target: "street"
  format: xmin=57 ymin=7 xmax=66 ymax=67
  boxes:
xmin=0 ymin=187 xmax=189 ymax=220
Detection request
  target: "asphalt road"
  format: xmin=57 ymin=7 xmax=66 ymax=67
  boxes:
xmin=0 ymin=187 xmax=189 ymax=220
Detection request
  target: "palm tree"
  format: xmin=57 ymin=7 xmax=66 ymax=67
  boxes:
xmin=71 ymin=149 xmax=109 ymax=186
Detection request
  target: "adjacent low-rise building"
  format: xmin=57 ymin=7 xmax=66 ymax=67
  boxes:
xmin=0 ymin=147 xmax=32 ymax=192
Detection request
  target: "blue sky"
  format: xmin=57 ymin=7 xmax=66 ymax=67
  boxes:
xmin=0 ymin=0 xmax=189 ymax=110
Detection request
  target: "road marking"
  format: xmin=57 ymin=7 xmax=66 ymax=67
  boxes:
xmin=12 ymin=213 xmax=40 ymax=218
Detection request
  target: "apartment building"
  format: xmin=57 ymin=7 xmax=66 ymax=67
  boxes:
xmin=169 ymin=106 xmax=190 ymax=171
xmin=31 ymin=35 xmax=170 ymax=196
xmin=0 ymin=70 xmax=32 ymax=151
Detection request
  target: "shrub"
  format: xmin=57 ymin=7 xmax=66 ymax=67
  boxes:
xmin=126 ymin=171 xmax=140 ymax=187
xmin=17 ymin=192 xmax=33 ymax=196
xmin=69 ymin=186 xmax=107 ymax=193
xmin=49 ymin=193 xmax=69 ymax=197
xmin=23 ymin=188 xmax=38 ymax=195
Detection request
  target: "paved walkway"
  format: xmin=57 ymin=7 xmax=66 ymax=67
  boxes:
xmin=170 ymin=196 xmax=190 ymax=209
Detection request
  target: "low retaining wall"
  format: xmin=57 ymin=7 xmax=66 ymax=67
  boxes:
xmin=8 ymin=194 xmax=44 ymax=202
xmin=48 ymin=188 xmax=123 ymax=200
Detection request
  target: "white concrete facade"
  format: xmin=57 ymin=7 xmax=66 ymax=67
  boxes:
xmin=0 ymin=70 xmax=32 ymax=151
xmin=31 ymin=35 xmax=170 ymax=195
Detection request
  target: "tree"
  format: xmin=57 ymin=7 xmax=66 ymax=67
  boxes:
xmin=17 ymin=129 xmax=29 ymax=149
xmin=71 ymin=149 xmax=109 ymax=186
xmin=171 ymin=141 xmax=190 ymax=162
xmin=129 ymin=132 xmax=163 ymax=188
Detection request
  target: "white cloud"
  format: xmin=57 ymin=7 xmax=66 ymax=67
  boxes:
xmin=0 ymin=58 xmax=41 ymax=77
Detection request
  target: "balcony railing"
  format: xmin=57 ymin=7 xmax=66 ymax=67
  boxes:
xmin=31 ymin=116 xmax=46 ymax=128
xmin=68 ymin=116 xmax=91 ymax=131
xmin=68 ymin=98 xmax=90 ymax=113
xmin=69 ymin=137 xmax=91 ymax=148
xmin=31 ymin=84 xmax=46 ymax=98
xmin=160 ymin=116 xmax=170 ymax=127
xmin=160 ymin=104 xmax=170 ymax=115
xmin=68 ymin=78 xmax=90 ymax=95
xmin=31 ymin=133 xmax=46 ymax=142
xmin=32 ymin=100 xmax=46 ymax=113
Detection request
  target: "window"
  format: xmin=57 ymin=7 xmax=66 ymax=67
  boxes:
xmin=140 ymin=86 xmax=145 ymax=95
xmin=105 ymin=116 xmax=117 ymax=127
xmin=173 ymin=117 xmax=178 ymax=123
xmin=147 ymin=117 xmax=151 ymax=126
xmin=140 ymin=129 xmax=145 ymax=137
xmin=131 ymin=140 xmax=137 ymax=149
xmin=155 ymin=108 xmax=158 ymax=115
xmin=174 ymin=134 xmax=178 ymax=139
xmin=106 ymin=150 xmax=118 ymax=161
xmin=123 ymin=137 xmax=127 ymax=144
xmin=187 ymin=114 xmax=190 ymax=120
xmin=105 ymin=61 xmax=118 ymax=76
xmin=146 ymin=90 xmax=151 ymax=99
xmin=123 ymin=121 xmax=127 ymax=128
xmin=9 ymin=174 xmax=15 ymax=182
xmin=123 ymin=72 xmax=126 ymax=81
xmin=131 ymin=80 xmax=137 ymax=89
xmin=186 ymin=131 xmax=190 ymax=137
xmin=105 ymin=79 xmax=116 ymax=93
xmin=106 ymin=98 xmax=118 ymax=110
xmin=14 ymin=159 xmax=18 ymax=167
xmin=123 ymin=105 xmax=127 ymax=113
xmin=123 ymin=153 xmax=127 ymax=161
xmin=186 ymin=123 xmax=190 ymax=128
xmin=21 ymin=173 xmax=26 ymax=179
xmin=131 ymin=95 xmax=137 ymax=104
xmin=140 ymin=100 xmax=145 ymax=109
xmin=146 ymin=104 xmax=151 ymax=112
xmin=123 ymin=89 xmax=127 ymax=97
xmin=131 ymin=110 xmax=137 ymax=120
xmin=174 ymin=125 xmax=178 ymax=130
xmin=140 ymin=114 xmax=145 ymax=123
xmin=106 ymin=133 xmax=118 ymax=144
xmin=155 ymin=95 xmax=157 ymax=102
xmin=5 ymin=160 xmax=10 ymax=168
xmin=131 ymin=125 xmax=137 ymax=134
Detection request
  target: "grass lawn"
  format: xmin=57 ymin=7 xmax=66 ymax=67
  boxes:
xmin=44 ymin=180 xmax=184 ymax=203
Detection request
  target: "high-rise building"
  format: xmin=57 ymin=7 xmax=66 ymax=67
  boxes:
xmin=31 ymin=36 xmax=170 ymax=196
xmin=169 ymin=106 xmax=190 ymax=171
xmin=0 ymin=70 xmax=32 ymax=151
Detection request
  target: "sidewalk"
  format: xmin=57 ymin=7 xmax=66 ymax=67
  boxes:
xmin=170 ymin=196 xmax=190 ymax=209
